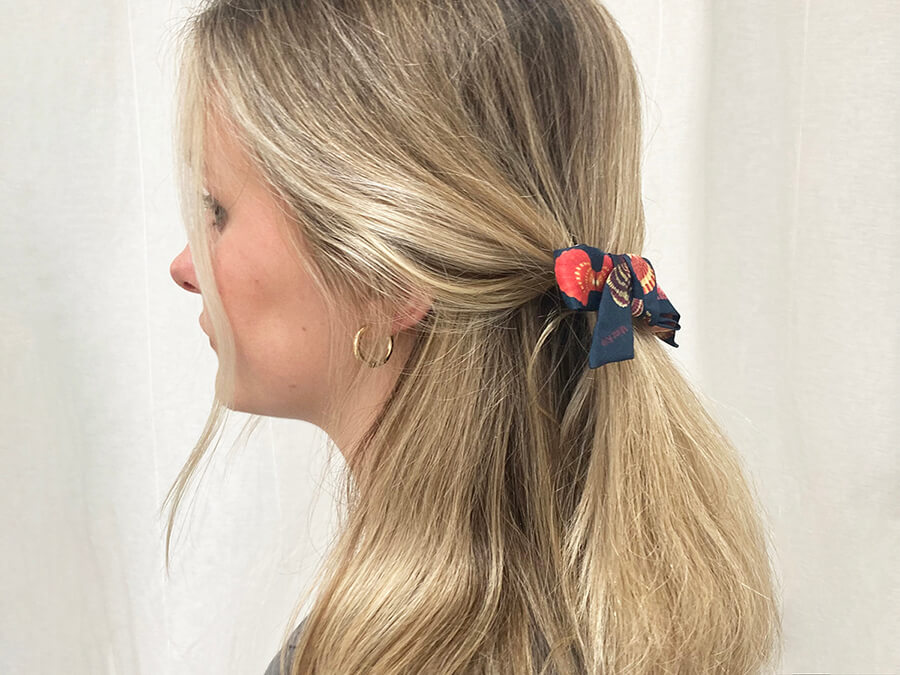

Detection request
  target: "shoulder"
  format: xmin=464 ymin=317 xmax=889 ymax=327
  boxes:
xmin=263 ymin=618 xmax=308 ymax=675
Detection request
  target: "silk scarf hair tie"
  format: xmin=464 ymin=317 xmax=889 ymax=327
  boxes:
xmin=553 ymin=244 xmax=682 ymax=368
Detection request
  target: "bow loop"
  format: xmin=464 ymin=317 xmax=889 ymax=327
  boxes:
xmin=552 ymin=244 xmax=681 ymax=368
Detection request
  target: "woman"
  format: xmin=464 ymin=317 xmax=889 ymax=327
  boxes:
xmin=167 ymin=0 xmax=782 ymax=672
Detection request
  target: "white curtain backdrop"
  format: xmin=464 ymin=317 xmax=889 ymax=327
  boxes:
xmin=1 ymin=1 xmax=897 ymax=673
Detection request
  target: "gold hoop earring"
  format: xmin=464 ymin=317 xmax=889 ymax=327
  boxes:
xmin=353 ymin=324 xmax=394 ymax=368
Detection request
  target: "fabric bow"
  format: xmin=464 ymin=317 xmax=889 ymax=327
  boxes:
xmin=552 ymin=244 xmax=681 ymax=368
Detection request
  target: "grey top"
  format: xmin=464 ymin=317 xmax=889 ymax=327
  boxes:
xmin=263 ymin=618 xmax=308 ymax=675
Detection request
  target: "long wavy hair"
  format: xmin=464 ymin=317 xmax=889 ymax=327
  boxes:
xmin=162 ymin=0 xmax=783 ymax=672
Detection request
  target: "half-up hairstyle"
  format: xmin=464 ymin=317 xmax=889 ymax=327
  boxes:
xmin=163 ymin=1 xmax=782 ymax=672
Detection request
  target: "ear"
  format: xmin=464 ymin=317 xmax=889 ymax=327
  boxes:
xmin=389 ymin=292 xmax=433 ymax=334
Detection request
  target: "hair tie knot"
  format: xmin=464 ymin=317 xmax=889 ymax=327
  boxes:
xmin=553 ymin=244 xmax=681 ymax=368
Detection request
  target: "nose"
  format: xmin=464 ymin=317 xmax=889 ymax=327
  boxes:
xmin=170 ymin=243 xmax=201 ymax=294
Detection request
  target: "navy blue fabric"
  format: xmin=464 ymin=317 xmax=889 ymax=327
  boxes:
xmin=552 ymin=244 xmax=681 ymax=368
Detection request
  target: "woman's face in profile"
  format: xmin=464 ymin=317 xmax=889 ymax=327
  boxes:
xmin=168 ymin=110 xmax=342 ymax=423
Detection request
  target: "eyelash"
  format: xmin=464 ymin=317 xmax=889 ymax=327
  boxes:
xmin=202 ymin=192 xmax=228 ymax=231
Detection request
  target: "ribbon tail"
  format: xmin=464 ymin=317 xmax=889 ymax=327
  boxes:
xmin=643 ymin=295 xmax=681 ymax=348
xmin=588 ymin=287 xmax=635 ymax=368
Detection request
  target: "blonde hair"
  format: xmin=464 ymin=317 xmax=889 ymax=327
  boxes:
xmin=162 ymin=0 xmax=783 ymax=672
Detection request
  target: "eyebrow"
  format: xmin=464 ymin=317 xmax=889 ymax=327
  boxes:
xmin=201 ymin=160 xmax=229 ymax=197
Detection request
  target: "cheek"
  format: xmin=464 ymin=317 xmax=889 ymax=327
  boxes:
xmin=212 ymin=224 xmax=348 ymax=390
xmin=232 ymin=267 xmax=334 ymax=372
xmin=240 ymin=305 xmax=338 ymax=415
xmin=210 ymin=246 xmax=263 ymax=323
